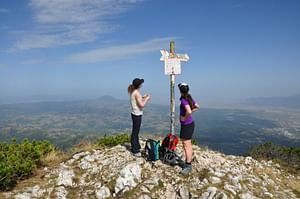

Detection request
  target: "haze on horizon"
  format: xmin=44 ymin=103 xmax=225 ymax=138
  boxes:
xmin=0 ymin=0 xmax=299 ymax=105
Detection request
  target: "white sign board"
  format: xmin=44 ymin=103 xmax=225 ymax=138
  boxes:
xmin=160 ymin=49 xmax=189 ymax=75
xmin=165 ymin=58 xmax=181 ymax=75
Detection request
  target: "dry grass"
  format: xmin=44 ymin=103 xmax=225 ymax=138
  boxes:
xmin=42 ymin=150 xmax=68 ymax=167
xmin=281 ymin=175 xmax=300 ymax=197
xmin=68 ymin=140 xmax=99 ymax=157
xmin=252 ymin=165 xmax=300 ymax=198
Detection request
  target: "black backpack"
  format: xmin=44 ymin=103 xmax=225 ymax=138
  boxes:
xmin=161 ymin=149 xmax=185 ymax=166
xmin=159 ymin=134 xmax=184 ymax=166
xmin=144 ymin=139 xmax=160 ymax=161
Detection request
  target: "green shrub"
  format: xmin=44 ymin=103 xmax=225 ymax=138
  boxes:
xmin=191 ymin=139 xmax=198 ymax=145
xmin=247 ymin=142 xmax=300 ymax=172
xmin=97 ymin=133 xmax=130 ymax=147
xmin=0 ymin=138 xmax=55 ymax=191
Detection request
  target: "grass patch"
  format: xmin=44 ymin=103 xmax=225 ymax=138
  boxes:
xmin=158 ymin=179 xmax=164 ymax=188
xmin=97 ymin=133 xmax=130 ymax=148
xmin=247 ymin=142 xmax=300 ymax=174
xmin=197 ymin=168 xmax=210 ymax=181
xmin=106 ymin=178 xmax=117 ymax=194
xmin=191 ymin=139 xmax=198 ymax=145
xmin=42 ymin=150 xmax=68 ymax=168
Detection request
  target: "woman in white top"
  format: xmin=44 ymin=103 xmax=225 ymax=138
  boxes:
xmin=128 ymin=78 xmax=150 ymax=156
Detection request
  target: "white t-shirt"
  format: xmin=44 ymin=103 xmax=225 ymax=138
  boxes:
xmin=130 ymin=90 xmax=143 ymax=116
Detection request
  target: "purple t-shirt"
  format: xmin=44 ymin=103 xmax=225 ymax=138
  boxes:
xmin=180 ymin=98 xmax=195 ymax=125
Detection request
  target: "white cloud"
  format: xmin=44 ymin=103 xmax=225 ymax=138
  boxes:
xmin=67 ymin=37 xmax=177 ymax=63
xmin=11 ymin=0 xmax=142 ymax=51
xmin=0 ymin=8 xmax=9 ymax=13
xmin=21 ymin=59 xmax=44 ymax=65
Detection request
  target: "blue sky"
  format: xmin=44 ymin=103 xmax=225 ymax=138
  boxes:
xmin=0 ymin=0 xmax=299 ymax=105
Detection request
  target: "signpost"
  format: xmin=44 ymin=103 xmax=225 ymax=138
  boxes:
xmin=160 ymin=41 xmax=189 ymax=135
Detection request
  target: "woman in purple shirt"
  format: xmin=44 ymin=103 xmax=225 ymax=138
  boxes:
xmin=178 ymin=83 xmax=199 ymax=174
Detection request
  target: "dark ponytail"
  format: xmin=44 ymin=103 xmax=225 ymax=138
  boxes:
xmin=128 ymin=84 xmax=135 ymax=94
xmin=181 ymin=93 xmax=194 ymax=108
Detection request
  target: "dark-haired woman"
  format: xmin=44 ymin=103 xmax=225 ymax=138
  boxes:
xmin=178 ymin=83 xmax=199 ymax=174
xmin=128 ymin=78 xmax=150 ymax=157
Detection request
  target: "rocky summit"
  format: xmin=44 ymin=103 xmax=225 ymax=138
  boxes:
xmin=2 ymin=140 xmax=300 ymax=199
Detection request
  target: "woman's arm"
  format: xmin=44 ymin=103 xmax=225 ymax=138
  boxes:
xmin=180 ymin=104 xmax=192 ymax=121
xmin=135 ymin=92 xmax=150 ymax=109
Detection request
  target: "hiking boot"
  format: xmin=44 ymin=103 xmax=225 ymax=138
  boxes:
xmin=132 ymin=152 xmax=142 ymax=157
xmin=181 ymin=164 xmax=192 ymax=175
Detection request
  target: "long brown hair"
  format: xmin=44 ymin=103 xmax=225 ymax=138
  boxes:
xmin=181 ymin=93 xmax=194 ymax=108
xmin=128 ymin=84 xmax=135 ymax=94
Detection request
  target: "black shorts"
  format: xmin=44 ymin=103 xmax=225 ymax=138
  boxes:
xmin=180 ymin=121 xmax=195 ymax=140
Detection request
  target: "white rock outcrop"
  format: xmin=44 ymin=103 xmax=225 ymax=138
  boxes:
xmin=2 ymin=139 xmax=299 ymax=199
xmin=115 ymin=163 xmax=142 ymax=193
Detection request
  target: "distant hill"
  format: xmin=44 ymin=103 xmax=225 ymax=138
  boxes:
xmin=0 ymin=96 xmax=299 ymax=155
xmin=247 ymin=94 xmax=300 ymax=109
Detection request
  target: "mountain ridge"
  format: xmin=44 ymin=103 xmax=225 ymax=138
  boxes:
xmin=1 ymin=95 xmax=299 ymax=155
xmin=246 ymin=94 xmax=300 ymax=109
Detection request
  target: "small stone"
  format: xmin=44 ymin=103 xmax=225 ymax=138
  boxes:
xmin=224 ymin=184 xmax=236 ymax=196
xmin=139 ymin=194 xmax=151 ymax=199
xmin=55 ymin=186 xmax=68 ymax=199
xmin=215 ymin=192 xmax=228 ymax=199
xmin=207 ymin=187 xmax=217 ymax=199
xmin=200 ymin=192 xmax=210 ymax=199
xmin=73 ymin=152 xmax=87 ymax=160
xmin=79 ymin=159 xmax=94 ymax=170
xmin=202 ymin=178 xmax=209 ymax=185
xmin=209 ymin=176 xmax=221 ymax=184
xmin=164 ymin=184 xmax=176 ymax=199
xmin=15 ymin=193 xmax=31 ymax=199
xmin=213 ymin=171 xmax=225 ymax=178
xmin=140 ymin=185 xmax=150 ymax=193
xmin=179 ymin=186 xmax=189 ymax=199
xmin=264 ymin=192 xmax=273 ymax=198
xmin=240 ymin=192 xmax=259 ymax=199
xmin=245 ymin=156 xmax=253 ymax=165
xmin=95 ymin=186 xmax=111 ymax=199
xmin=29 ymin=185 xmax=45 ymax=197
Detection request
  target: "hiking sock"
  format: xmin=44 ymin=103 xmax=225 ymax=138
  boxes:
xmin=181 ymin=162 xmax=192 ymax=175
xmin=185 ymin=162 xmax=191 ymax=167
xmin=183 ymin=162 xmax=192 ymax=169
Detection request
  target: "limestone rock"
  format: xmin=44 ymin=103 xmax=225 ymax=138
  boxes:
xmin=178 ymin=185 xmax=190 ymax=199
xmin=95 ymin=186 xmax=111 ymax=199
xmin=56 ymin=165 xmax=75 ymax=187
xmin=15 ymin=193 xmax=31 ymax=199
xmin=55 ymin=186 xmax=68 ymax=199
xmin=2 ymin=139 xmax=299 ymax=199
xmin=139 ymin=195 xmax=152 ymax=199
xmin=114 ymin=162 xmax=142 ymax=194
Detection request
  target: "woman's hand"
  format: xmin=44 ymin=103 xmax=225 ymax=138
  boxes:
xmin=180 ymin=116 xmax=186 ymax=122
xmin=143 ymin=94 xmax=150 ymax=101
xmin=192 ymin=103 xmax=200 ymax=112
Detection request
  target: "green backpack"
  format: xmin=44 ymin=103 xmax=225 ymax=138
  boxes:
xmin=144 ymin=139 xmax=160 ymax=161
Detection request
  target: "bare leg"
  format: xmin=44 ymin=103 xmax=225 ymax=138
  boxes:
xmin=182 ymin=139 xmax=192 ymax=163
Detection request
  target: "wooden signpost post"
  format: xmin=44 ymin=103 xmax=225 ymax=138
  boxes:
xmin=160 ymin=41 xmax=189 ymax=135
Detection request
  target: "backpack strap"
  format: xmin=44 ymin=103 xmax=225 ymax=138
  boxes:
xmin=144 ymin=140 xmax=152 ymax=159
